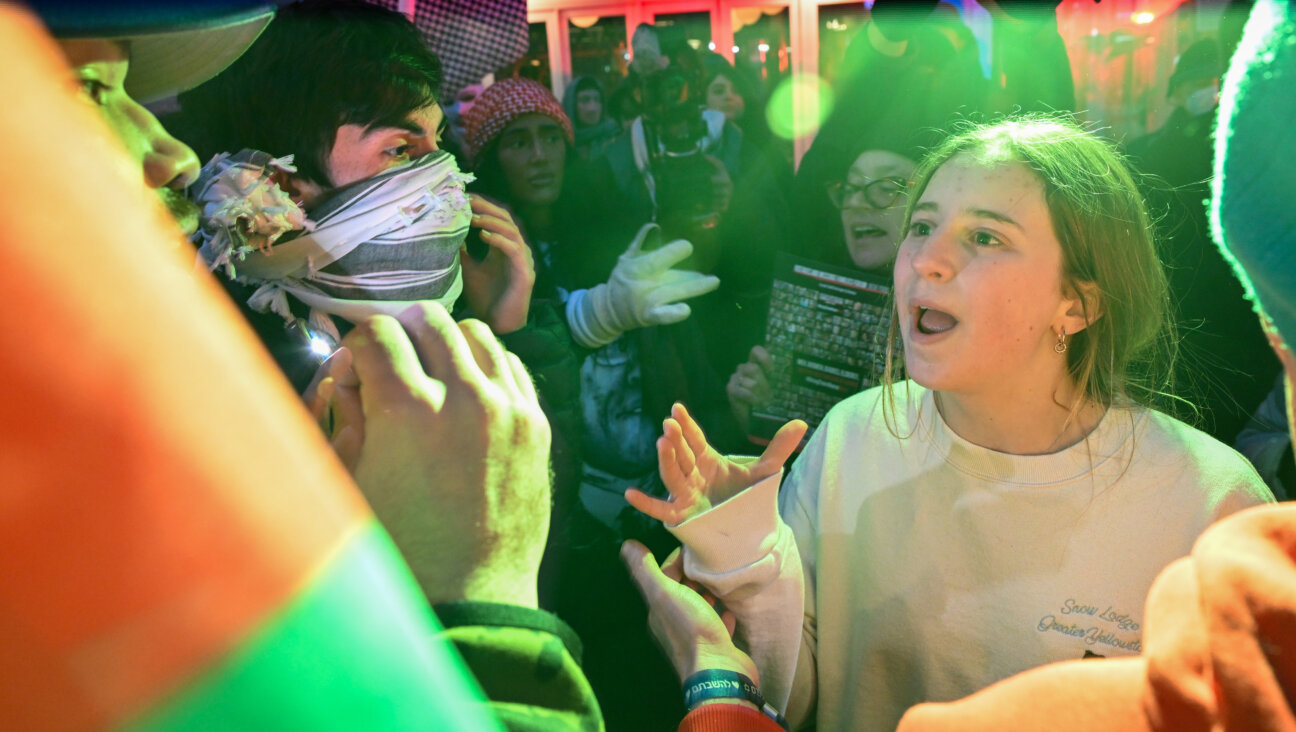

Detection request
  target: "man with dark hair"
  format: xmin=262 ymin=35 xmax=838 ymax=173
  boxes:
xmin=173 ymin=0 xmax=444 ymax=197
xmin=170 ymin=0 xmax=536 ymax=391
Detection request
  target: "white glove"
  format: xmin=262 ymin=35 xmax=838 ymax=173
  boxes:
xmin=566 ymin=223 xmax=721 ymax=348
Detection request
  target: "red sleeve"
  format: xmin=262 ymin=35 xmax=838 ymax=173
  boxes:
xmin=678 ymin=702 xmax=785 ymax=732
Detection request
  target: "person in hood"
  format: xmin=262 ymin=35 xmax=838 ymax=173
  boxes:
xmin=563 ymin=75 xmax=620 ymax=160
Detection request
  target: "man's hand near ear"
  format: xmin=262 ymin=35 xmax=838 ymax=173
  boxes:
xmin=461 ymin=195 xmax=535 ymax=335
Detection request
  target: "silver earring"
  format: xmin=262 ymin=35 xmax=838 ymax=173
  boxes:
xmin=1054 ymin=327 xmax=1068 ymax=354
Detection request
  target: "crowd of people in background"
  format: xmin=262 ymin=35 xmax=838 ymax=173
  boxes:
xmin=6 ymin=0 xmax=1296 ymax=730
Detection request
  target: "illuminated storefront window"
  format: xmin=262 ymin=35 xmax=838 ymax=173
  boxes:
xmin=568 ymin=14 xmax=629 ymax=105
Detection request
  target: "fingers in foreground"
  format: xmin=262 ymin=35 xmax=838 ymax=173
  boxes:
xmin=334 ymin=346 xmax=361 ymax=389
xmin=644 ymin=302 xmax=691 ymax=326
xmin=395 ymin=302 xmax=472 ymax=383
xmin=331 ymin=383 xmax=365 ymax=441
xmin=672 ymin=403 xmax=712 ymax=463
xmin=688 ymin=582 xmax=717 ymax=609
xmin=623 ymin=222 xmax=660 ymax=258
xmin=343 ymin=315 xmax=426 ymax=410
xmin=620 ymin=540 xmax=664 ymax=601
xmin=757 ymin=419 xmax=809 ymax=474
xmin=457 ymin=318 xmax=509 ymax=383
xmin=468 ymin=193 xmax=511 ymax=219
xmin=483 ymin=231 xmax=534 ymax=270
xmin=658 ymin=271 xmax=721 ymax=302
xmin=471 ymin=210 xmax=526 ymax=247
xmin=504 ymin=351 xmax=538 ymax=405
xmin=736 ymin=362 xmax=764 ymax=381
xmin=625 ymin=487 xmax=675 ymax=524
xmin=309 ymin=377 xmax=336 ymax=425
xmin=657 ymin=434 xmax=694 ymax=498
xmin=638 ymin=238 xmax=693 ymax=272
xmin=663 ymin=417 xmax=698 ymax=477
xmin=304 ymin=345 xmax=353 ymax=411
xmin=660 ymin=547 xmax=684 ymax=579
xmin=721 ymin=610 xmax=738 ymax=638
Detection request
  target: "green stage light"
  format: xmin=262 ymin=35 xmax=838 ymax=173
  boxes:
xmin=767 ymin=73 xmax=834 ymax=140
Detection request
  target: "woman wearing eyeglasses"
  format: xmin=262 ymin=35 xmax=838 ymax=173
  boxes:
xmin=829 ymin=148 xmax=917 ymax=274
xmin=727 ymin=140 xmax=918 ymax=434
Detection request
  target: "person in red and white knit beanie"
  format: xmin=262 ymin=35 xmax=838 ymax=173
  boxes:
xmin=461 ymin=77 xmax=572 ymax=166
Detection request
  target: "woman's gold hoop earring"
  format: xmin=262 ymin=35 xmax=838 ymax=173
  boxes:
xmin=1054 ymin=327 xmax=1068 ymax=354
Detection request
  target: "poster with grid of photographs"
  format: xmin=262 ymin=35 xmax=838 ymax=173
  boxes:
xmin=750 ymin=253 xmax=892 ymax=443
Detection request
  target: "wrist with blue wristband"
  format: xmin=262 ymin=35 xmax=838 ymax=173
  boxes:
xmin=682 ymin=669 xmax=788 ymax=730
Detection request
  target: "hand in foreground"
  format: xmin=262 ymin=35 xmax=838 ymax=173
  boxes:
xmin=625 ymin=402 xmax=806 ymax=526
xmin=339 ymin=302 xmax=551 ymax=608
xmin=727 ymin=345 xmax=774 ymax=434
xmin=305 ymin=346 xmax=364 ymax=471
xmin=621 ymin=540 xmax=757 ymax=683
xmin=460 ymin=195 xmax=535 ymax=335
xmin=565 ymin=223 xmax=720 ymax=348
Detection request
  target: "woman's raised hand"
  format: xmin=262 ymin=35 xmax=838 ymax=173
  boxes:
xmin=626 ymin=402 xmax=806 ymax=526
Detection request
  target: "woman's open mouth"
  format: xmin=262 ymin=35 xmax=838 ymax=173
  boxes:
xmin=916 ymin=306 xmax=958 ymax=335
xmin=850 ymin=224 xmax=886 ymax=239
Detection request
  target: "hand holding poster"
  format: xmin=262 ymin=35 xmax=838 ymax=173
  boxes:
xmin=750 ymin=253 xmax=893 ymax=442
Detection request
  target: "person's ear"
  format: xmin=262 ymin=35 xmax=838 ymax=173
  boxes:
xmin=1058 ymin=279 xmax=1102 ymax=335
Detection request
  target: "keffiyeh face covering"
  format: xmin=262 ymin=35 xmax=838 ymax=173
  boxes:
xmin=192 ymin=149 xmax=474 ymax=341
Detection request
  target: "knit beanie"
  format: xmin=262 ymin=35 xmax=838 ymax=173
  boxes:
xmin=1211 ymin=0 xmax=1296 ymax=348
xmin=461 ymin=77 xmax=573 ymax=164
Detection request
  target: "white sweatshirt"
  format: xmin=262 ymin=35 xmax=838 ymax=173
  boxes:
xmin=670 ymin=383 xmax=1273 ymax=732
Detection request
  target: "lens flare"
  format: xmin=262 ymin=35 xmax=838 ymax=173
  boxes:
xmin=766 ymin=73 xmax=834 ymax=141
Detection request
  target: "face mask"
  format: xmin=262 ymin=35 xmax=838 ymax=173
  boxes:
xmin=193 ymin=149 xmax=474 ymax=341
xmin=1185 ymin=83 xmax=1219 ymax=117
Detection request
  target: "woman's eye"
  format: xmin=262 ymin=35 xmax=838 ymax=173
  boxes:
xmin=972 ymin=230 xmax=1002 ymax=248
xmin=384 ymin=144 xmax=412 ymax=158
xmin=78 ymin=78 xmax=110 ymax=106
xmin=910 ymin=221 xmax=932 ymax=236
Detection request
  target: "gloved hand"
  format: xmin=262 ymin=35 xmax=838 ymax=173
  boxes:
xmin=566 ymin=223 xmax=720 ymax=348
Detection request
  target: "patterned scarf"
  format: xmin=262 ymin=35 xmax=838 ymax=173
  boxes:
xmin=193 ymin=149 xmax=474 ymax=340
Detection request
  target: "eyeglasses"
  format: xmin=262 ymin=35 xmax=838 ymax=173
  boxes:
xmin=826 ymin=176 xmax=909 ymax=210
